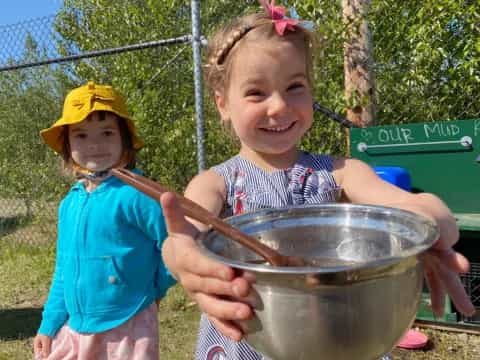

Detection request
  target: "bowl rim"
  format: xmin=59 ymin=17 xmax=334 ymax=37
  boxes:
xmin=196 ymin=203 xmax=439 ymax=274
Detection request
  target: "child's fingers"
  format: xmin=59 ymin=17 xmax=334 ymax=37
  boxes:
xmin=160 ymin=191 xmax=236 ymax=282
xmin=160 ymin=192 xmax=197 ymax=237
xmin=427 ymin=253 xmax=476 ymax=316
xmin=424 ymin=259 xmax=446 ymax=317
xmin=195 ymin=292 xmax=252 ymax=322
xmin=182 ymin=273 xmax=250 ymax=298
xmin=428 ymin=247 xmax=470 ymax=273
xmin=179 ymin=244 xmax=235 ymax=281
xmin=33 ymin=337 xmax=41 ymax=357
xmin=33 ymin=336 xmax=52 ymax=359
xmin=34 ymin=337 xmax=43 ymax=357
xmin=43 ymin=338 xmax=52 ymax=358
xmin=208 ymin=316 xmax=245 ymax=342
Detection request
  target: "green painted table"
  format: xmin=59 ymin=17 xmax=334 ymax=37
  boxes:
xmin=350 ymin=119 xmax=480 ymax=325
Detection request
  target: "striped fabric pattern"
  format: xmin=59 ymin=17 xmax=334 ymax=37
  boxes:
xmin=213 ymin=152 xmax=339 ymax=218
xmin=195 ymin=152 xmax=339 ymax=360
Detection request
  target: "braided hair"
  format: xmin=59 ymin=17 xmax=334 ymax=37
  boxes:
xmin=203 ymin=12 xmax=316 ymax=96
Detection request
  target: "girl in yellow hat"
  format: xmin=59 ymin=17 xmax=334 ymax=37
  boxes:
xmin=33 ymin=82 xmax=175 ymax=359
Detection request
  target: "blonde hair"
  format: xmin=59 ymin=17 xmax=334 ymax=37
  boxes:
xmin=203 ymin=12 xmax=317 ymax=96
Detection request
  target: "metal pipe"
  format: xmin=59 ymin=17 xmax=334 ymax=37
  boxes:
xmin=191 ymin=0 xmax=205 ymax=171
xmin=313 ymin=101 xmax=358 ymax=128
xmin=0 ymin=36 xmax=191 ymax=72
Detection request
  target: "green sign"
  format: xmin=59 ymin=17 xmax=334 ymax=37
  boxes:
xmin=350 ymin=119 xmax=480 ymax=223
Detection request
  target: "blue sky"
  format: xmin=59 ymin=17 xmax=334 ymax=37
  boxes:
xmin=0 ymin=0 xmax=62 ymax=26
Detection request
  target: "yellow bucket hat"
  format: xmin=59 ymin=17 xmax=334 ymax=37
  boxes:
xmin=40 ymin=81 xmax=144 ymax=154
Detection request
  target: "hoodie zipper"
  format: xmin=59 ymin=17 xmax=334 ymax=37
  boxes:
xmin=73 ymin=191 xmax=89 ymax=327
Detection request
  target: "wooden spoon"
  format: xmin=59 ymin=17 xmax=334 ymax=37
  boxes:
xmin=111 ymin=168 xmax=306 ymax=267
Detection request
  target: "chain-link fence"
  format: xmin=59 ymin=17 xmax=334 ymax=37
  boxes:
xmin=0 ymin=0 xmax=479 ymax=244
xmin=0 ymin=2 xmax=199 ymax=244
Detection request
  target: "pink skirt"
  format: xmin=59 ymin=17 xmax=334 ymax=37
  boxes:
xmin=40 ymin=302 xmax=158 ymax=360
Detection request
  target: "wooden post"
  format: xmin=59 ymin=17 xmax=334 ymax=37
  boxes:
xmin=342 ymin=0 xmax=376 ymax=128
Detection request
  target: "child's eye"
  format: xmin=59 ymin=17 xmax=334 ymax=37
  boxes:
xmin=287 ymin=82 xmax=306 ymax=92
xmin=74 ymin=133 xmax=87 ymax=139
xmin=245 ymin=89 xmax=264 ymax=98
xmin=103 ymin=130 xmax=115 ymax=136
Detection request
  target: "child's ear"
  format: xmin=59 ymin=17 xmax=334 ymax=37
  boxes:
xmin=214 ymin=91 xmax=229 ymax=121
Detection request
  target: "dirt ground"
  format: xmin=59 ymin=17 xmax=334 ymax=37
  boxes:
xmin=391 ymin=325 xmax=480 ymax=359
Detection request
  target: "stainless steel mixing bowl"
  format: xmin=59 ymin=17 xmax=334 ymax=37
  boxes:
xmin=197 ymin=204 xmax=438 ymax=360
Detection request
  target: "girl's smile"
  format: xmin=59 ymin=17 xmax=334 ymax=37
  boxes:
xmin=259 ymin=121 xmax=296 ymax=133
xmin=215 ymin=36 xmax=313 ymax=166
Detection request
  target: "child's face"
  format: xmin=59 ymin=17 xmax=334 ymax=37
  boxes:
xmin=68 ymin=112 xmax=123 ymax=172
xmin=215 ymin=37 xmax=313 ymax=156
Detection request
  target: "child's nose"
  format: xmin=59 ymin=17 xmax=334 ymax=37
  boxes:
xmin=267 ymin=93 xmax=288 ymax=116
xmin=88 ymin=141 xmax=100 ymax=151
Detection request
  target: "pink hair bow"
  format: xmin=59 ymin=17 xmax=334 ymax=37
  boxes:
xmin=259 ymin=0 xmax=299 ymax=36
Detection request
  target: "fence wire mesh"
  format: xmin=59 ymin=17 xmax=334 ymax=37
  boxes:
xmin=460 ymin=262 xmax=480 ymax=324
xmin=0 ymin=0 xmax=479 ymax=246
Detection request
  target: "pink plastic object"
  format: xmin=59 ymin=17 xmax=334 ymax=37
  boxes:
xmin=396 ymin=329 xmax=429 ymax=349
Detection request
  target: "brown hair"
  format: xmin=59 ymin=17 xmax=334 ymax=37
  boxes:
xmin=203 ymin=12 xmax=317 ymax=96
xmin=61 ymin=111 xmax=137 ymax=177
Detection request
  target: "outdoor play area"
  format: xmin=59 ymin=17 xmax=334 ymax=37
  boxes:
xmin=1 ymin=1 xmax=479 ymax=359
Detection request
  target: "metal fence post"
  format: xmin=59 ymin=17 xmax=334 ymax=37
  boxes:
xmin=191 ymin=0 xmax=205 ymax=172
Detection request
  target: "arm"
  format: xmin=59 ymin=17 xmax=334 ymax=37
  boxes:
xmin=334 ymin=158 xmax=458 ymax=245
xmin=37 ymin=203 xmax=69 ymax=338
xmin=128 ymin=190 xmax=177 ymax=298
xmin=184 ymin=169 xmax=227 ymax=230
xmin=34 ymin=253 xmax=66 ymax=359
xmin=333 ymin=157 xmax=475 ymax=316
xmin=161 ymin=170 xmax=252 ymax=340
xmin=37 ymin=253 xmax=68 ymax=337
xmin=163 ymin=170 xmax=226 ymax=277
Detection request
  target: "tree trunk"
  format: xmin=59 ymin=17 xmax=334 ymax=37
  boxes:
xmin=342 ymin=0 xmax=376 ymax=128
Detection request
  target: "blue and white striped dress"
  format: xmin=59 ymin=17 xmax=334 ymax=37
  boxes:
xmin=195 ymin=152 xmax=339 ymax=360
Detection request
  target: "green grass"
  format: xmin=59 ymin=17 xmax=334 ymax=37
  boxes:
xmin=0 ymin=230 xmax=199 ymax=359
xmin=0 ymin=239 xmax=55 ymax=359
xmin=0 ymin=225 xmax=479 ymax=359
xmin=158 ymin=287 xmax=199 ymax=359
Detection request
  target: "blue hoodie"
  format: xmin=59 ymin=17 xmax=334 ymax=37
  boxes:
xmin=38 ymin=170 xmax=176 ymax=337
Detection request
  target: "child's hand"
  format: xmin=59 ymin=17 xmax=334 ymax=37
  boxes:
xmin=424 ymin=247 xmax=475 ymax=317
xmin=389 ymin=198 xmax=475 ymax=318
xmin=33 ymin=334 xmax=52 ymax=359
xmin=397 ymin=196 xmax=475 ymax=317
xmin=160 ymin=192 xmax=253 ymax=341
